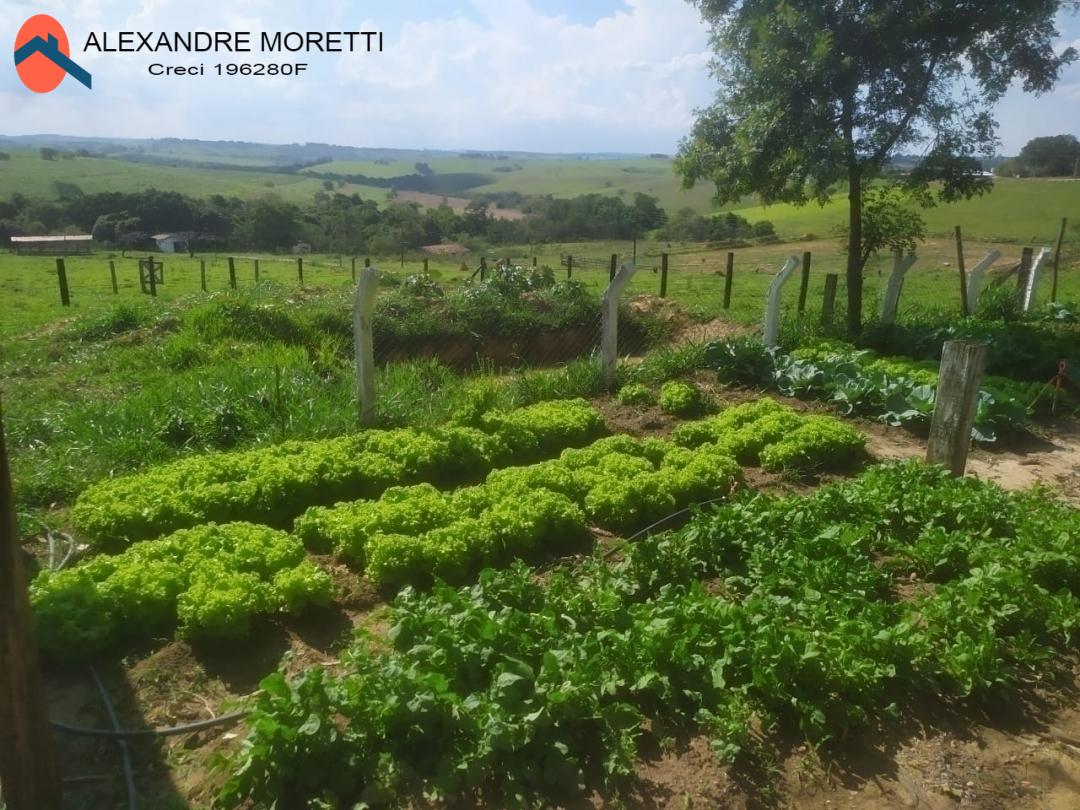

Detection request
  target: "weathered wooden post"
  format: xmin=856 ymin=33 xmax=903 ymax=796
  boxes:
xmin=351 ymin=257 xmax=357 ymax=282
xmin=821 ymin=273 xmax=839 ymax=324
xmin=723 ymin=252 xmax=734 ymax=309
xmin=353 ymin=266 xmax=378 ymax=427
xmin=660 ymin=252 xmax=669 ymax=298
xmin=147 ymin=257 xmax=158 ymax=298
xmin=228 ymin=257 xmax=237 ymax=290
xmin=1051 ymin=217 xmax=1067 ymax=303
xmin=0 ymin=410 xmax=62 ymax=810
xmin=609 ymin=253 xmax=617 ymax=282
xmin=109 ymin=259 xmax=118 ymax=294
xmin=364 ymin=257 xmax=371 ymax=269
xmin=422 ymin=257 xmax=429 ymax=274
xmin=532 ymin=256 xmax=538 ymax=267
xmin=254 ymin=259 xmax=260 ymax=283
xmin=200 ymin=259 xmax=207 ymax=292
xmin=762 ymin=255 xmax=800 ymax=346
xmin=1016 ymin=247 xmax=1033 ymax=301
xmin=964 ymin=251 xmax=1001 ymax=314
xmin=926 ymin=340 xmax=988 ymax=476
xmin=297 ymin=257 xmax=304 ymax=285
xmin=880 ymin=250 xmax=917 ymax=324
xmin=480 ymin=256 xmax=487 ymax=281
xmin=566 ymin=254 xmax=573 ymax=280
xmin=954 ymin=226 xmax=969 ymax=317
xmin=797 ymin=251 xmax=811 ymax=314
xmin=601 ymin=261 xmax=638 ymax=388
xmin=55 ymin=258 xmax=70 ymax=307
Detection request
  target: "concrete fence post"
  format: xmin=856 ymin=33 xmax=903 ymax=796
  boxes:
xmin=964 ymin=251 xmax=1001 ymax=314
xmin=926 ymin=340 xmax=988 ymax=476
xmin=762 ymin=255 xmax=800 ymax=346
xmin=1021 ymin=247 xmax=1051 ymax=312
xmin=600 ymin=261 xmax=638 ymax=388
xmin=880 ymin=250 xmax=917 ymax=325
xmin=353 ymin=266 xmax=378 ymax=427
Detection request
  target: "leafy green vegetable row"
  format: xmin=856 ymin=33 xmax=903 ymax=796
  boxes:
xmin=294 ymin=434 xmax=742 ymax=589
xmin=31 ymin=523 xmax=332 ymax=659
xmin=220 ymin=463 xmax=1080 ymax=809
xmin=295 ymin=400 xmax=862 ymax=588
xmin=71 ymin=399 xmax=604 ymax=548
xmin=704 ymin=338 xmax=1063 ymax=441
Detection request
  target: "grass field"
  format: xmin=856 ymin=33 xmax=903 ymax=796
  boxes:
xmin=3 ymin=232 xmax=1077 ymax=342
xmin=0 ymin=151 xmax=388 ymax=203
xmin=3 ymin=144 xmax=1079 ymax=241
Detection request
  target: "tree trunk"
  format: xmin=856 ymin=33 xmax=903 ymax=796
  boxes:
xmin=846 ymin=166 xmax=863 ymax=335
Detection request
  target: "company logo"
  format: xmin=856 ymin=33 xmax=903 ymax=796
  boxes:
xmin=14 ymin=14 xmax=92 ymax=92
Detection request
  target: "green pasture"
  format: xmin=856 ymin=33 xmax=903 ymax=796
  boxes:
xmin=3 ymin=231 xmax=1077 ymax=340
xmin=0 ymin=151 xmax=386 ymax=202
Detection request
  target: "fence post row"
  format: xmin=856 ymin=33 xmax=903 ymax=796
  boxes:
xmin=797 ymin=251 xmax=811 ymax=314
xmin=723 ymin=252 xmax=734 ymax=310
xmin=821 ymin=273 xmax=839 ymax=324
xmin=600 ymin=261 xmax=638 ymax=389
xmin=926 ymin=340 xmax=988 ymax=476
xmin=880 ymin=250 xmax=917 ymax=325
xmin=353 ymin=266 xmax=378 ymax=427
xmin=964 ymin=251 xmax=1001 ymax=314
xmin=762 ymin=255 xmax=800 ymax=346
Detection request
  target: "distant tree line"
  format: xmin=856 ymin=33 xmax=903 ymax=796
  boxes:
xmin=995 ymin=134 xmax=1080 ymax=178
xmin=0 ymin=185 xmax=784 ymax=253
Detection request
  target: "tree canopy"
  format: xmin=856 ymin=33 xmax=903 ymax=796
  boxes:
xmin=998 ymin=133 xmax=1080 ymax=176
xmin=677 ymin=0 xmax=1077 ymax=332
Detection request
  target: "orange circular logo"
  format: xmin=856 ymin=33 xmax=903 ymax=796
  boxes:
xmin=14 ymin=14 xmax=71 ymax=93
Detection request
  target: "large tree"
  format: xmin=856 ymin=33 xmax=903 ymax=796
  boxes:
xmin=676 ymin=0 xmax=1077 ymax=333
xmin=1016 ymin=133 xmax=1080 ymax=176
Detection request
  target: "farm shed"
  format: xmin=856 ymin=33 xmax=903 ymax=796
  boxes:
xmin=152 ymin=233 xmax=185 ymax=254
xmin=10 ymin=234 xmax=93 ymax=255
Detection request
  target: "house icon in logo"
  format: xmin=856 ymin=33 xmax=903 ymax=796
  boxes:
xmin=14 ymin=14 xmax=92 ymax=92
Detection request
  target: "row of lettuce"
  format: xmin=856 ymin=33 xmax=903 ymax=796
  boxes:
xmin=703 ymin=337 xmax=1072 ymax=441
xmin=70 ymin=398 xmax=606 ymax=547
xmin=33 ymin=398 xmax=865 ymax=658
xmin=218 ymin=461 xmax=1080 ymax=808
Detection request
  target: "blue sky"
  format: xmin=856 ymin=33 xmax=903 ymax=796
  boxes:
xmin=1 ymin=0 xmax=1077 ymax=155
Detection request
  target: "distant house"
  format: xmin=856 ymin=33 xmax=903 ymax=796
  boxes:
xmin=292 ymin=242 xmax=312 ymax=255
xmin=152 ymin=233 xmax=185 ymax=253
xmin=11 ymin=234 xmax=93 ymax=255
xmin=420 ymin=242 xmax=469 ymax=256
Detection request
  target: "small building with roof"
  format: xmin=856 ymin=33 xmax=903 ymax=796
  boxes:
xmin=10 ymin=234 xmax=93 ymax=255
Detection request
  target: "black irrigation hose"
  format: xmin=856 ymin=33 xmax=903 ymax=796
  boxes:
xmin=49 ymin=709 xmax=247 ymax=739
xmin=601 ymin=496 xmax=728 ymax=560
xmin=90 ymin=666 xmax=138 ymax=810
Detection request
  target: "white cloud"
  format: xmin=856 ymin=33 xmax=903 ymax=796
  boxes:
xmin=0 ymin=0 xmax=715 ymax=152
